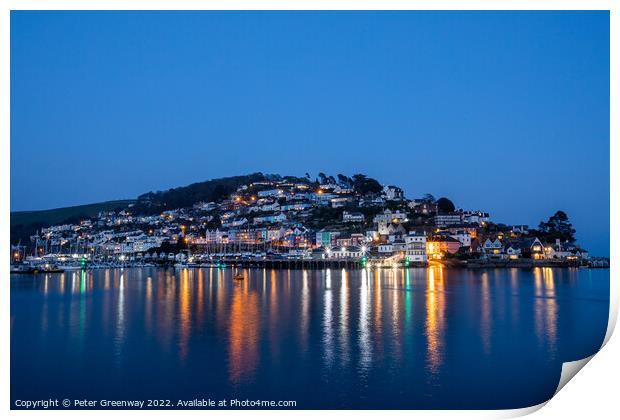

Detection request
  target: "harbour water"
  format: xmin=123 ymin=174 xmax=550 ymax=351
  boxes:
xmin=10 ymin=267 xmax=609 ymax=409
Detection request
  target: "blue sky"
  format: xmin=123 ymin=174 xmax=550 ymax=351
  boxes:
xmin=10 ymin=11 xmax=609 ymax=255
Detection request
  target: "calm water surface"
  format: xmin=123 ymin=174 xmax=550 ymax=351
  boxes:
xmin=11 ymin=267 xmax=609 ymax=409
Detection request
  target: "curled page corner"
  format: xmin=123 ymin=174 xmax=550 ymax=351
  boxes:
xmin=554 ymin=355 xmax=595 ymax=396
xmin=602 ymin=285 xmax=618 ymax=348
xmin=498 ymin=401 xmax=548 ymax=418
xmin=504 ymin=356 xmax=598 ymax=418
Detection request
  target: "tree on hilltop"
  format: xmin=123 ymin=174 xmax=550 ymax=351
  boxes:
xmin=351 ymin=174 xmax=382 ymax=195
xmin=436 ymin=197 xmax=455 ymax=214
xmin=337 ymin=174 xmax=353 ymax=188
xmin=537 ymin=210 xmax=576 ymax=243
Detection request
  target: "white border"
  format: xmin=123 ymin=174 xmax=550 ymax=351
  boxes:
xmin=2 ymin=2 xmax=616 ymax=419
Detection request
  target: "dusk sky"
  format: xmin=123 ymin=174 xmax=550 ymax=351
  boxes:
xmin=10 ymin=11 xmax=609 ymax=255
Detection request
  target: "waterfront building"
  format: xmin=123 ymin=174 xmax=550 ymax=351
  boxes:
xmin=505 ymin=243 xmax=522 ymax=259
xmin=331 ymin=245 xmax=363 ymax=259
xmin=378 ymin=244 xmax=393 ymax=254
xmin=315 ymin=230 xmax=340 ymax=247
xmin=427 ymin=236 xmax=461 ymax=259
xmin=483 ymin=238 xmax=504 ymax=258
xmin=405 ymin=232 xmax=427 ymax=262
xmin=520 ymin=237 xmax=545 ymax=259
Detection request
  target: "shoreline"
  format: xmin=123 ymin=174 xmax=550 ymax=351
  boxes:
xmin=10 ymin=258 xmax=609 ymax=274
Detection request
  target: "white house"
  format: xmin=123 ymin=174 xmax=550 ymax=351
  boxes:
xmin=434 ymin=213 xmax=462 ymax=227
xmin=483 ymin=238 xmax=504 ymax=258
xmin=405 ymin=233 xmax=427 ymax=262
xmin=511 ymin=225 xmax=529 ymax=234
xmin=342 ymin=211 xmax=365 ymax=223
xmin=280 ymin=203 xmax=312 ymax=212
xmin=462 ymin=210 xmax=490 ymax=225
xmin=222 ymin=218 xmax=248 ymax=228
xmin=253 ymin=213 xmax=287 ymax=225
xmin=505 ymin=244 xmax=522 ymax=259
xmin=373 ymin=209 xmax=407 ymax=225
xmin=382 ymin=185 xmax=404 ymax=201
xmin=331 ymin=246 xmax=363 ymax=259
xmin=331 ymin=197 xmax=353 ymax=208
xmin=378 ymin=244 xmax=394 ymax=254
xmin=257 ymin=189 xmax=284 ymax=198
xmin=450 ymin=231 xmax=472 ymax=247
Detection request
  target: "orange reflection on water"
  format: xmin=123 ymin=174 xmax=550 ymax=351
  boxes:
xmin=374 ymin=269 xmax=382 ymax=336
xmin=178 ymin=269 xmax=191 ymax=361
xmin=196 ymin=269 xmax=204 ymax=331
xmin=539 ymin=268 xmax=558 ymax=358
xmin=533 ymin=267 xmax=543 ymax=345
xmin=425 ymin=266 xmax=445 ymax=375
xmin=269 ymin=269 xmax=280 ymax=360
xmin=59 ymin=272 xmax=66 ymax=294
xmin=228 ymin=279 xmax=260 ymax=384
xmin=480 ymin=272 xmax=491 ymax=354
xmin=145 ymin=276 xmax=153 ymax=333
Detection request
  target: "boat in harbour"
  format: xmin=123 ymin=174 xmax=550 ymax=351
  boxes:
xmin=10 ymin=262 xmax=64 ymax=274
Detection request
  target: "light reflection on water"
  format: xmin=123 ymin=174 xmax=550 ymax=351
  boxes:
xmin=425 ymin=266 xmax=445 ymax=376
xmin=11 ymin=267 xmax=609 ymax=409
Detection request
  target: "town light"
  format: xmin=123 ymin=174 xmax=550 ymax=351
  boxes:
xmin=361 ymin=246 xmax=367 ymax=253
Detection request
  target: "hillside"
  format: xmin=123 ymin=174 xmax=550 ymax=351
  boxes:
xmin=11 ymin=200 xmax=136 ymax=244
xmin=10 ymin=172 xmax=273 ymax=245
xmin=132 ymin=172 xmax=270 ymax=214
